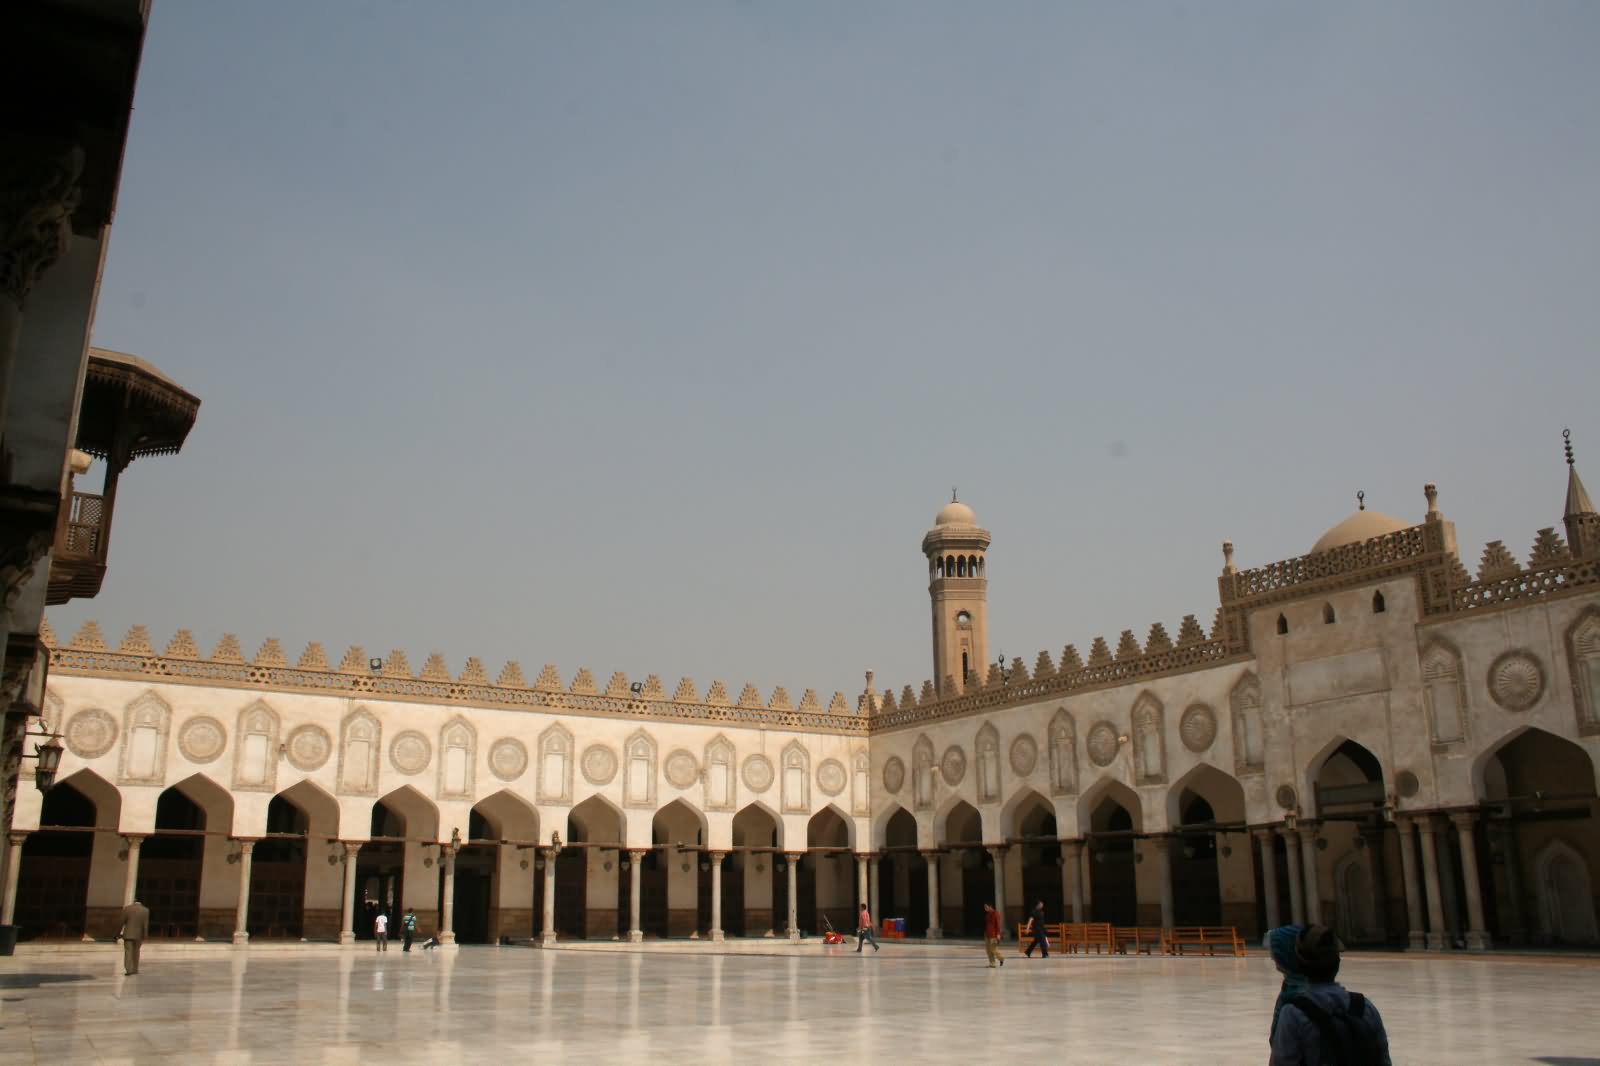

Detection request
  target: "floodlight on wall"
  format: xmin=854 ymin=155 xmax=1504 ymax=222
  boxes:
xmin=630 ymin=682 xmax=643 ymax=696
xmin=369 ymin=658 xmax=383 ymax=673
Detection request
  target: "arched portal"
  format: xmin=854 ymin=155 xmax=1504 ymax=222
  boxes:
xmin=1082 ymin=781 xmax=1142 ymax=926
xmin=462 ymin=790 xmax=538 ymax=945
xmin=14 ymin=778 xmax=98 ymax=939
xmin=248 ymin=793 xmax=310 ymax=939
xmin=1006 ymin=789 xmax=1060 ymax=929
xmin=565 ymin=796 xmax=624 ymax=940
xmin=141 ymin=782 xmax=208 ymax=937
xmin=649 ymin=799 xmax=709 ymax=938
xmin=804 ymin=806 xmax=852 ymax=937
xmin=355 ymin=786 xmax=438 ymax=942
xmin=940 ymin=800 xmax=984 ymax=936
xmin=1166 ymin=765 xmax=1249 ymax=929
xmin=729 ymin=802 xmax=782 ymax=937
xmin=879 ymin=806 xmax=926 ymax=936
xmin=1477 ymin=727 xmax=1599 ymax=947
xmin=1308 ymin=739 xmax=1389 ymax=936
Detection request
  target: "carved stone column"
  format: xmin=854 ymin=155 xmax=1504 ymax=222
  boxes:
xmin=924 ymin=851 xmax=942 ymax=939
xmin=988 ymin=846 xmax=1007 ymax=927
xmin=1 ymin=832 xmax=25 ymax=925
xmin=540 ymin=847 xmax=557 ymax=947
xmin=339 ymin=843 xmax=361 ymax=945
xmin=1489 ymin=821 xmax=1525 ymax=945
xmin=1279 ymin=828 xmax=1305 ymax=925
xmin=1395 ymin=817 xmax=1426 ymax=949
xmin=1451 ymin=813 xmax=1490 ymax=952
xmin=1298 ymin=824 xmax=1322 ymax=927
xmin=1152 ymin=836 xmax=1176 ymax=929
xmin=232 ymin=840 xmax=255 ymax=945
xmin=856 ymin=854 xmax=870 ymax=912
xmin=439 ymin=844 xmax=459 ymax=944
xmin=868 ymin=856 xmax=881 ymax=927
xmin=1358 ymin=824 xmax=1390 ymax=943
xmin=1417 ymin=817 xmax=1448 ymax=950
xmin=122 ymin=835 xmax=145 ymax=908
xmin=1254 ymin=829 xmax=1280 ymax=930
xmin=784 ymin=853 xmax=801 ymax=941
xmin=1062 ymin=840 xmax=1084 ymax=923
xmin=708 ymin=852 xmax=725 ymax=942
xmin=627 ymin=850 xmax=645 ymax=943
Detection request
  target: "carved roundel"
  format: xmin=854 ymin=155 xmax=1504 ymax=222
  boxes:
xmin=1275 ymin=785 xmax=1298 ymax=810
xmin=940 ymin=746 xmax=967 ymax=787
xmin=1179 ymin=704 xmax=1218 ymax=753
xmin=489 ymin=738 xmax=528 ymax=782
xmin=664 ymin=749 xmax=700 ymax=789
xmin=581 ymin=744 xmax=618 ymax=785
xmin=65 ymin=708 xmax=118 ymax=759
xmin=1009 ymin=734 xmax=1038 ymax=777
xmin=1395 ymin=770 xmax=1421 ymax=799
xmin=1489 ymin=651 xmax=1545 ymax=712
xmin=816 ymin=758 xmax=848 ymax=797
xmin=284 ymin=724 xmax=332 ymax=771
xmin=389 ymin=730 xmax=432 ymax=775
xmin=178 ymin=716 xmax=227 ymax=764
xmin=742 ymin=754 xmax=775 ymax=793
xmin=882 ymin=756 xmax=906 ymax=795
xmin=1086 ymin=722 xmax=1119 ymax=767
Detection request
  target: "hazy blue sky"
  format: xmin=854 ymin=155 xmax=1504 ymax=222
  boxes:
xmin=54 ymin=1 xmax=1600 ymax=703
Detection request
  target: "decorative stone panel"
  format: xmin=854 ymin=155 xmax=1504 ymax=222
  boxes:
xmin=178 ymin=716 xmax=227 ymax=765
xmin=975 ymin=723 xmax=1001 ymax=804
xmin=580 ymin=743 xmax=617 ymax=786
xmin=1230 ymin=671 xmax=1264 ymax=776
xmin=742 ymin=754 xmax=774 ymax=794
xmin=538 ymin=723 xmax=574 ymax=804
xmin=1419 ymin=641 xmax=1467 ymax=747
xmin=816 ymin=758 xmax=847 ymax=797
xmin=664 ymin=748 xmax=699 ymax=790
xmin=940 ymin=745 xmax=967 ymax=787
xmin=1131 ymin=692 xmax=1166 ymax=784
xmin=623 ymin=730 xmax=658 ymax=808
xmin=1047 ymin=709 xmax=1078 ymax=796
xmin=232 ymin=700 xmax=279 ymax=791
xmin=781 ymin=741 xmax=810 ymax=813
xmin=1567 ymin=608 xmax=1600 ymax=735
xmin=1275 ymin=785 xmax=1297 ymax=810
xmin=1488 ymin=651 xmax=1545 ymax=712
xmin=437 ymin=717 xmax=475 ymax=799
xmin=66 ymin=708 xmax=118 ymax=759
xmin=851 ymin=751 xmax=870 ymax=816
xmin=118 ymin=691 xmax=171 ymax=785
xmin=912 ymin=735 xmax=935 ymax=811
xmin=882 ymin=756 xmax=906 ymax=795
xmin=1009 ymin=733 xmax=1038 ymax=777
xmin=1179 ymin=704 xmax=1217 ymax=753
xmin=1394 ymin=770 xmax=1420 ymax=798
xmin=1086 ymin=722 xmax=1119 ymax=768
xmin=390 ymin=731 xmax=432 ymax=776
xmin=337 ymin=707 xmax=381 ymax=795
xmin=284 ymin=724 xmax=332 ymax=772
xmin=703 ymin=736 xmax=736 ymax=811
xmin=488 ymin=738 xmax=528 ymax=782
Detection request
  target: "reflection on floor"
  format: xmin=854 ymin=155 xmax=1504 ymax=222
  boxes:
xmin=2 ymin=946 xmax=1598 ymax=1065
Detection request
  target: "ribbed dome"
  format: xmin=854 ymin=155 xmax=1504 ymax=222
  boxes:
xmin=935 ymin=500 xmax=977 ymax=526
xmin=1310 ymin=509 xmax=1411 ymax=554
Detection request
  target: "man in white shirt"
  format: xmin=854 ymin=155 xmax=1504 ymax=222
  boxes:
xmin=374 ymin=911 xmax=389 ymax=952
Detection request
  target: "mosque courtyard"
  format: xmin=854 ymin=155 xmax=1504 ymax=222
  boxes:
xmin=2 ymin=944 xmax=1596 ymax=1066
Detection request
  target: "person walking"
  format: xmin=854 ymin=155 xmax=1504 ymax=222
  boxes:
xmin=116 ymin=898 xmax=150 ymax=975
xmin=402 ymin=908 xmax=418 ymax=952
xmin=1023 ymin=901 xmax=1050 ymax=958
xmin=982 ymin=901 xmax=1004 ymax=968
xmin=374 ymin=910 xmax=388 ymax=952
xmin=855 ymin=903 xmax=881 ymax=953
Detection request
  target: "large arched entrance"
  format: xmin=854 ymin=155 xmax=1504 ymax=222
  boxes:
xmin=941 ymin=800 xmax=984 ymax=936
xmin=878 ymin=806 xmax=926 ymax=936
xmin=1167 ymin=765 xmax=1249 ymax=929
xmin=1311 ymin=739 xmax=1391 ymax=942
xmin=805 ymin=806 xmax=853 ymax=937
xmin=1478 ymin=727 xmax=1599 ymax=946
xmin=565 ymin=796 xmax=624 ymax=939
xmin=14 ymin=778 xmax=99 ymax=939
xmin=1082 ymin=782 xmax=1141 ymax=926
xmin=249 ymin=794 xmax=309 ymax=939
xmin=650 ymin=799 xmax=708 ymax=938
xmin=1006 ymin=790 xmax=1061 ymax=929
xmin=729 ymin=803 xmax=781 ymax=937
xmin=357 ymin=786 xmax=438 ymax=942
xmin=468 ymin=790 xmax=538 ymax=944
xmin=141 ymin=775 xmax=233 ymax=939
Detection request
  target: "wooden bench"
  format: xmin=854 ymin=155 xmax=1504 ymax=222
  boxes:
xmin=1014 ymin=922 xmax=1062 ymax=954
xmin=1113 ymin=926 xmax=1166 ymax=955
xmin=1058 ymin=922 xmax=1114 ymax=954
xmin=1164 ymin=926 xmax=1245 ymax=956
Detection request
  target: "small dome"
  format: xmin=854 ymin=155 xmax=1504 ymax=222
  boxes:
xmin=1310 ymin=509 xmax=1411 ymax=554
xmin=935 ymin=500 xmax=977 ymax=526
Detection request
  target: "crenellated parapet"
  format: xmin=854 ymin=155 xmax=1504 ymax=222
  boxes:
xmin=42 ymin=620 xmax=865 ymax=736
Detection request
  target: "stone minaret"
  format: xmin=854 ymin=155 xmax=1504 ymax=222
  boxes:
xmin=923 ymin=493 xmax=992 ymax=697
xmin=1564 ymin=429 xmax=1599 ymax=559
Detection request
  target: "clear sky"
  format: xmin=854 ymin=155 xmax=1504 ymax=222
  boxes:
xmin=52 ymin=1 xmax=1600 ymax=704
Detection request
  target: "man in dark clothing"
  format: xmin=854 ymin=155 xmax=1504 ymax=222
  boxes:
xmin=1270 ymin=924 xmax=1391 ymax=1066
xmin=117 ymin=899 xmax=150 ymax=975
xmin=1023 ymin=901 xmax=1050 ymax=958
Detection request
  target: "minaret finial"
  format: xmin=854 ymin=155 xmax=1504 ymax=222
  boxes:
xmin=1357 ymin=490 xmax=1365 ymax=511
xmin=1565 ymin=427 xmax=1575 ymax=466
xmin=951 ymin=486 xmax=958 ymax=503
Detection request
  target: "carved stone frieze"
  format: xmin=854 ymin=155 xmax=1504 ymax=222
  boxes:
xmin=1489 ymin=651 xmax=1545 ymax=712
xmin=939 ymin=745 xmax=967 ymax=787
xmin=65 ymin=708 xmax=117 ymax=759
xmin=742 ymin=754 xmax=774 ymax=794
xmin=1086 ymin=721 xmax=1118 ymax=768
xmin=1179 ymin=704 xmax=1217 ymax=753
xmin=284 ymin=724 xmax=332 ymax=772
xmin=580 ymin=743 xmax=617 ymax=786
xmin=488 ymin=737 xmax=528 ymax=782
xmin=177 ymin=716 xmax=227 ymax=764
xmin=389 ymin=730 xmax=432 ymax=775
xmin=882 ymin=756 xmax=906 ymax=795
xmin=664 ymin=749 xmax=699 ymax=790
xmin=1009 ymin=733 xmax=1038 ymax=777
xmin=816 ymin=758 xmax=847 ymax=797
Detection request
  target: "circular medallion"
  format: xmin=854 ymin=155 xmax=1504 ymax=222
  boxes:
xmin=284 ymin=724 xmax=332 ymax=771
xmin=665 ymin=749 xmax=700 ymax=789
xmin=581 ymin=744 xmax=618 ymax=785
xmin=389 ymin=730 xmax=432 ymax=775
xmin=489 ymin=738 xmax=528 ymax=782
xmin=1086 ymin=722 xmax=1119 ymax=767
xmin=65 ymin=708 xmax=118 ymax=759
xmin=1009 ymin=734 xmax=1038 ymax=776
xmin=1179 ymin=704 xmax=1218 ymax=753
xmin=1395 ymin=770 xmax=1421 ymax=799
xmin=816 ymin=758 xmax=847 ymax=796
xmin=742 ymin=754 xmax=774 ymax=793
xmin=1275 ymin=785 xmax=1298 ymax=810
xmin=1489 ymin=651 xmax=1545 ymax=712
xmin=940 ymin=746 xmax=967 ymax=786
xmin=882 ymin=756 xmax=906 ymax=794
xmin=178 ymin=716 xmax=227 ymax=764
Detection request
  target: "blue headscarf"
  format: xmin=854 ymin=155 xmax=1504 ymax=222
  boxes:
xmin=1267 ymin=924 xmax=1309 ymax=1040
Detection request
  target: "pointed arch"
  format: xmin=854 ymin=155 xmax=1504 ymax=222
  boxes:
xmin=1332 ymin=850 xmax=1377 ymax=944
xmin=1000 ymin=786 xmax=1055 ymax=839
xmin=337 ymin=705 xmax=381 ymax=796
xmin=1306 ymin=736 xmax=1387 ymax=816
xmin=807 ymin=804 xmax=853 ymax=849
xmin=374 ymin=784 xmax=440 ymax=842
xmin=232 ymin=699 xmax=280 ymax=792
xmin=274 ymin=778 xmax=340 ymax=838
xmin=438 ymin=715 xmax=477 ymax=800
xmin=937 ymin=798 xmax=982 ymax=846
xmin=1165 ymin=762 xmax=1246 ymax=827
xmin=873 ymin=802 xmax=917 ymax=849
xmin=538 ymin=721 xmax=574 ymax=805
xmin=1076 ymin=776 xmax=1143 ymax=836
xmin=567 ymin=793 xmax=625 ymax=843
xmin=1533 ymin=839 xmax=1600 ymax=944
xmin=472 ymin=788 xmax=539 ymax=842
xmin=732 ymin=800 xmax=784 ymax=850
xmin=49 ymin=768 xmax=121 ymax=830
xmin=703 ymin=734 xmax=736 ymax=812
xmin=169 ymin=772 xmax=235 ymax=835
xmin=1471 ymin=725 xmax=1599 ymax=801
xmin=975 ymin=722 xmax=1002 ymax=803
xmin=1419 ymin=639 xmax=1467 ymax=746
xmin=651 ymin=797 xmax=707 ymax=847
xmin=780 ymin=740 xmax=810 ymax=813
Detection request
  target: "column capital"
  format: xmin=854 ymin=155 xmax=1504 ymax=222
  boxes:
xmin=1252 ymin=827 xmax=1276 ymax=843
xmin=7 ymin=832 xmax=28 ymax=847
xmin=1277 ymin=825 xmax=1300 ymax=842
xmin=342 ymin=841 xmax=363 ymax=857
xmin=1449 ymin=811 xmax=1478 ymax=831
xmin=234 ymin=838 xmax=258 ymax=850
xmin=628 ymin=848 xmax=648 ymax=858
xmin=986 ymin=843 xmax=1007 ymax=856
xmin=1415 ymin=814 xmax=1441 ymax=836
xmin=1394 ymin=813 xmax=1416 ymax=833
xmin=1150 ymin=834 xmax=1175 ymax=854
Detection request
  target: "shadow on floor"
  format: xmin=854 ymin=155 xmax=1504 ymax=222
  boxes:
xmin=0 ymin=972 xmax=95 ymax=989
xmin=1532 ymin=1059 xmax=1600 ymax=1065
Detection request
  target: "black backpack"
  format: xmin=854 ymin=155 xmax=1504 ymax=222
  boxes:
xmin=1290 ymin=992 xmax=1384 ymax=1066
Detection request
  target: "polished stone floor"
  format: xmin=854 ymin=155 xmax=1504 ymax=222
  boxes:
xmin=3 ymin=944 xmax=1598 ymax=1066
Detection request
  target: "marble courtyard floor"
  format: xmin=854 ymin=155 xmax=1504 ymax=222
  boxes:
xmin=3 ymin=943 xmax=1597 ymax=1066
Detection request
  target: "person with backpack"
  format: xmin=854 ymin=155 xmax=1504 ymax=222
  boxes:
xmin=402 ymin=909 xmax=418 ymax=952
xmin=1269 ymin=924 xmax=1391 ymax=1065
xmin=1266 ymin=923 xmax=1310 ymax=1043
